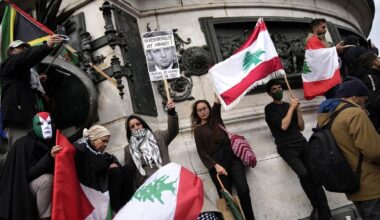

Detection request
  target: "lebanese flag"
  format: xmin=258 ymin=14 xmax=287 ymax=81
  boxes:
xmin=114 ymin=163 xmax=204 ymax=220
xmin=302 ymin=35 xmax=341 ymax=100
xmin=210 ymin=18 xmax=285 ymax=109
xmin=52 ymin=130 xmax=111 ymax=220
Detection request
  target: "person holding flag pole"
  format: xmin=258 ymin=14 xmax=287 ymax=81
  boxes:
xmin=0 ymin=34 xmax=62 ymax=147
xmin=264 ymin=78 xmax=332 ymax=220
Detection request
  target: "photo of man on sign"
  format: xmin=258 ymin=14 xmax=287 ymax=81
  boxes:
xmin=142 ymin=30 xmax=180 ymax=81
xmin=146 ymin=47 xmax=178 ymax=72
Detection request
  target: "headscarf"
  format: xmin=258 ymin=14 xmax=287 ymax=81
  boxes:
xmin=83 ymin=125 xmax=111 ymax=141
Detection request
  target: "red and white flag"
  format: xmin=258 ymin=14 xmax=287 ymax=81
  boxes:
xmin=114 ymin=163 xmax=204 ymax=220
xmin=302 ymin=35 xmax=341 ymax=99
xmin=210 ymin=18 xmax=284 ymax=109
xmin=52 ymin=131 xmax=111 ymax=220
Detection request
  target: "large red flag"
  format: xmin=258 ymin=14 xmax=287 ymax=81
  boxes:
xmin=52 ymin=130 xmax=94 ymax=220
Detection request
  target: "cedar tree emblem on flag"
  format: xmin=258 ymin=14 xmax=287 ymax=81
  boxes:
xmin=243 ymin=49 xmax=265 ymax=72
xmin=302 ymin=60 xmax=312 ymax=74
xmin=210 ymin=18 xmax=285 ymax=109
xmin=134 ymin=175 xmax=178 ymax=204
xmin=114 ymin=163 xmax=204 ymax=220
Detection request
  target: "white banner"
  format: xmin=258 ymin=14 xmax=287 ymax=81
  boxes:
xmin=142 ymin=30 xmax=180 ymax=81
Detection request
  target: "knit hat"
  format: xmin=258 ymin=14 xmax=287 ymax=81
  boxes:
xmin=83 ymin=125 xmax=110 ymax=141
xmin=337 ymin=77 xmax=369 ymax=98
xmin=359 ymin=52 xmax=378 ymax=69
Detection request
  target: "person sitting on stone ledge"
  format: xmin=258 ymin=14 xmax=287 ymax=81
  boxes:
xmin=73 ymin=125 xmax=128 ymax=215
xmin=0 ymin=112 xmax=62 ymax=220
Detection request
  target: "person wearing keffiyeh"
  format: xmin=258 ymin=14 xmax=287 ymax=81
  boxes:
xmin=124 ymin=99 xmax=179 ymax=189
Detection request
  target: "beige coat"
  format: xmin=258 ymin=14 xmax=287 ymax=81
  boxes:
xmin=317 ymin=100 xmax=380 ymax=201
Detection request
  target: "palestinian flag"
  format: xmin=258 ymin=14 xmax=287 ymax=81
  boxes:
xmin=114 ymin=163 xmax=204 ymax=220
xmin=302 ymin=35 xmax=341 ymax=100
xmin=210 ymin=18 xmax=285 ymax=109
xmin=52 ymin=130 xmax=112 ymax=220
xmin=0 ymin=1 xmax=53 ymax=61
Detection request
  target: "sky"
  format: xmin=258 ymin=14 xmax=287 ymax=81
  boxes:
xmin=368 ymin=1 xmax=380 ymax=47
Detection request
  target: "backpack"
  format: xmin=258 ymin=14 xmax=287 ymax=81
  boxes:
xmin=309 ymin=102 xmax=363 ymax=193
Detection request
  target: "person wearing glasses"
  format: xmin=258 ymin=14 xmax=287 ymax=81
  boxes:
xmin=264 ymin=79 xmax=331 ymax=220
xmin=191 ymin=94 xmax=255 ymax=220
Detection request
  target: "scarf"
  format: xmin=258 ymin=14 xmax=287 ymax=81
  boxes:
xmin=83 ymin=125 xmax=111 ymax=141
xmin=76 ymin=137 xmax=103 ymax=155
xmin=129 ymin=128 xmax=162 ymax=176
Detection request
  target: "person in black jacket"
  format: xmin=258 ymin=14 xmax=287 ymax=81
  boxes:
xmin=340 ymin=35 xmax=378 ymax=78
xmin=0 ymin=35 xmax=62 ymax=148
xmin=0 ymin=112 xmax=62 ymax=220
xmin=73 ymin=125 xmax=131 ymax=214
xmin=359 ymin=52 xmax=380 ymax=133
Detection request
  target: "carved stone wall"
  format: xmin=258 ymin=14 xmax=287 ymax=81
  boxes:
xmin=51 ymin=0 xmax=374 ymax=219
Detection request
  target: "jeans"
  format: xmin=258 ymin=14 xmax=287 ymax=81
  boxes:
xmin=354 ymin=198 xmax=380 ymax=220
xmin=278 ymin=141 xmax=331 ymax=220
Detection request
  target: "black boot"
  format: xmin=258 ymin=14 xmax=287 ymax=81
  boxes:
xmin=309 ymin=208 xmax=319 ymax=220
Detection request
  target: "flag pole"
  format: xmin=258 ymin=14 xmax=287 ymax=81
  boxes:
xmin=163 ymin=79 xmax=170 ymax=101
xmin=64 ymin=45 xmax=117 ymax=86
xmin=283 ymin=74 xmax=295 ymax=98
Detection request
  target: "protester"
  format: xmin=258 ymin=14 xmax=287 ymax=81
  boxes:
xmin=317 ymin=77 xmax=380 ymax=220
xmin=0 ymin=112 xmax=62 ymax=220
xmin=191 ymin=94 xmax=255 ymax=220
xmin=359 ymin=52 xmax=380 ymax=132
xmin=124 ymin=99 xmax=179 ymax=189
xmin=0 ymin=35 xmax=62 ymax=150
xmin=341 ymin=35 xmax=378 ymax=78
xmin=264 ymin=79 xmax=331 ymax=220
xmin=306 ymin=18 xmax=345 ymax=53
xmin=73 ymin=125 xmax=128 ymax=214
xmin=304 ymin=18 xmax=345 ymax=99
